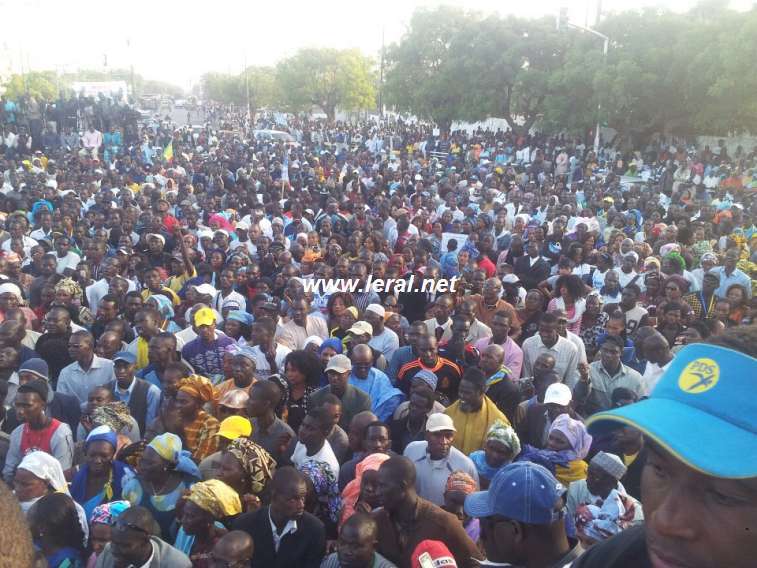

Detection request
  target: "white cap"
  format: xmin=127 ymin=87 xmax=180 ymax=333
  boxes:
xmin=146 ymin=233 xmax=166 ymax=246
xmin=325 ymin=354 xmax=352 ymax=374
xmin=366 ymin=304 xmax=386 ymax=318
xmin=347 ymin=321 xmax=373 ymax=337
xmin=193 ymin=283 xmax=218 ymax=297
xmin=426 ymin=413 xmax=456 ymax=433
xmin=544 ymin=383 xmax=572 ymax=406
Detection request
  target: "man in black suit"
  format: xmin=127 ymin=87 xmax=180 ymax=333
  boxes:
xmin=514 ymin=238 xmax=551 ymax=291
xmin=232 ymin=466 xmax=326 ymax=568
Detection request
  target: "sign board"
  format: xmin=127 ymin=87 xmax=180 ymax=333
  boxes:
xmin=440 ymin=232 xmax=468 ymax=254
xmin=72 ymin=81 xmax=129 ymax=101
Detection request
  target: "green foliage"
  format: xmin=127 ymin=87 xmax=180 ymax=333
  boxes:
xmin=275 ymin=48 xmax=376 ymax=120
xmin=3 ymin=72 xmax=57 ymax=101
xmin=385 ymin=3 xmax=757 ymax=141
xmin=200 ymin=72 xmax=246 ymax=105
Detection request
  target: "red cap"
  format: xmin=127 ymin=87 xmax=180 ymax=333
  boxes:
xmin=411 ymin=540 xmax=458 ymax=568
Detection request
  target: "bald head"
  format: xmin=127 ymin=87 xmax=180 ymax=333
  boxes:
xmin=117 ymin=506 xmax=159 ymax=536
xmin=212 ymin=531 xmax=254 ymax=565
xmin=352 ymin=343 xmax=373 ymax=360
xmin=348 ymin=410 xmax=378 ymax=452
xmin=481 ymin=344 xmax=505 ymax=375
xmin=380 ymin=455 xmax=416 ymax=486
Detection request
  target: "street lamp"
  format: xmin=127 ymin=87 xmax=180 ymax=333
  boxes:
xmin=556 ymin=7 xmax=609 ymax=155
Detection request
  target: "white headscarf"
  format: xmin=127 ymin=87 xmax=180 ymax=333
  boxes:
xmin=17 ymin=450 xmax=68 ymax=494
xmin=17 ymin=451 xmax=90 ymax=545
xmin=0 ymin=282 xmax=23 ymax=300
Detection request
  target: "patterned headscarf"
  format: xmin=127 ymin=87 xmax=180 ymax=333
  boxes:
xmin=147 ymin=433 xmax=201 ymax=478
xmin=148 ymin=432 xmax=183 ymax=463
xmin=148 ymin=294 xmax=175 ymax=320
xmin=445 ymin=470 xmax=478 ymax=495
xmin=226 ymin=438 xmax=277 ymax=495
xmin=90 ymin=500 xmax=131 ymax=526
xmin=53 ymin=277 xmax=83 ymax=300
xmin=550 ymin=414 xmax=593 ymax=461
xmin=187 ymin=479 xmax=242 ymax=519
xmin=178 ymin=375 xmax=216 ymax=403
xmin=92 ymin=402 xmax=133 ymax=434
xmin=486 ymin=420 xmax=521 ymax=458
xmin=663 ymin=251 xmax=686 ymax=272
xmin=299 ymin=460 xmax=341 ymax=524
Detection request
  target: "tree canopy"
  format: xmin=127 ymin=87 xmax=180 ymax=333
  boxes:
xmin=275 ymin=48 xmax=376 ymax=120
xmin=384 ymin=3 xmax=757 ymax=142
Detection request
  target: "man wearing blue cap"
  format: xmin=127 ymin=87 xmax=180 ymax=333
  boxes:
xmin=571 ymin=326 xmax=757 ymax=567
xmin=464 ymin=461 xmax=582 ymax=567
xmin=106 ymin=351 xmax=161 ymax=435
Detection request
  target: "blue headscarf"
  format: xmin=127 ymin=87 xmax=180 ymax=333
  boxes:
xmin=227 ymin=310 xmax=254 ymax=326
xmin=319 ymin=338 xmax=343 ymax=355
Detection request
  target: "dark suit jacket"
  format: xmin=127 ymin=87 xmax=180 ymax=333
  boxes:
xmin=232 ymin=506 xmax=326 ymax=568
xmin=517 ymin=402 xmax=549 ymax=448
xmin=514 ymin=255 xmax=551 ymax=291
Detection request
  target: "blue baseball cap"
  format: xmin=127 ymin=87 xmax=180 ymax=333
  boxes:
xmin=113 ymin=351 xmax=137 ymax=365
xmin=587 ymin=343 xmax=757 ymax=479
xmin=464 ymin=462 xmax=565 ymax=525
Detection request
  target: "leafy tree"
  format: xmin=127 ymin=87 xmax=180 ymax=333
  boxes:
xmin=3 ymin=72 xmax=58 ymax=101
xmin=200 ymin=72 xmax=245 ymax=105
xmin=242 ymin=66 xmax=276 ymax=119
xmin=384 ymin=6 xmax=470 ymax=133
xmin=275 ymin=48 xmax=375 ymax=120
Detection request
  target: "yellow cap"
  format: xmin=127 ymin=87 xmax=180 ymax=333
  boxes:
xmin=216 ymin=416 xmax=252 ymax=440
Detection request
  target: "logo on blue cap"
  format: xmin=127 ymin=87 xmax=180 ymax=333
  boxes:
xmin=678 ymin=357 xmax=719 ymax=394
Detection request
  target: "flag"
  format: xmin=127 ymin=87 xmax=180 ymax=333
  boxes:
xmin=163 ymin=142 xmax=173 ymax=162
xmin=281 ymin=148 xmax=289 ymax=184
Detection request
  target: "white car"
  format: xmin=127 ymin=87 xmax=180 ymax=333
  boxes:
xmin=253 ymin=129 xmax=299 ymax=147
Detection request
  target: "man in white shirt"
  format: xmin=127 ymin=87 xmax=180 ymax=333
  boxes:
xmin=403 ymin=413 xmax=479 ymax=506
xmin=365 ymin=303 xmax=400 ymax=361
xmin=53 ymin=235 xmax=81 ymax=276
xmin=248 ymin=317 xmax=291 ymax=380
xmin=522 ymin=314 xmax=580 ymax=388
xmin=640 ymin=332 xmax=673 ymax=395
xmin=290 ymin=407 xmax=340 ymax=481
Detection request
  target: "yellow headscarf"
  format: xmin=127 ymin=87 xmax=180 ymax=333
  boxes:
xmin=187 ymin=479 xmax=242 ymax=518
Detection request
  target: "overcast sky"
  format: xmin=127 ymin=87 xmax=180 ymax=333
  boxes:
xmin=0 ymin=0 xmax=750 ymax=90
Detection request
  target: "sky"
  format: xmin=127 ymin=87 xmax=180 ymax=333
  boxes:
xmin=0 ymin=0 xmax=751 ymax=90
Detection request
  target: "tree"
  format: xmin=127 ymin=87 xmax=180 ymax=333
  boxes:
xmin=200 ymin=72 xmax=245 ymax=105
xmin=384 ymin=6 xmax=471 ymax=133
xmin=242 ymin=66 xmax=276 ymax=119
xmin=3 ymin=72 xmax=57 ymax=101
xmin=275 ymin=48 xmax=376 ymax=120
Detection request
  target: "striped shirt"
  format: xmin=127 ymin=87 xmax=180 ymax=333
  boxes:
xmin=522 ymin=334 xmax=580 ymax=388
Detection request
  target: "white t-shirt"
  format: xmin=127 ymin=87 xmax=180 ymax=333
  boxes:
xmin=291 ymin=440 xmax=340 ymax=481
xmin=56 ymin=251 xmax=81 ymax=274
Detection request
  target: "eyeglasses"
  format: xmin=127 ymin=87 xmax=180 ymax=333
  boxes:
xmin=115 ymin=522 xmax=151 ymax=536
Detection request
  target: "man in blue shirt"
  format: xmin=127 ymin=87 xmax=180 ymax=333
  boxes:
xmin=107 ymin=351 xmax=161 ymax=435
xmin=712 ymin=249 xmax=752 ymax=299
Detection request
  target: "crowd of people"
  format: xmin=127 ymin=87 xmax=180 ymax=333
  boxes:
xmin=0 ymin=93 xmax=755 ymax=568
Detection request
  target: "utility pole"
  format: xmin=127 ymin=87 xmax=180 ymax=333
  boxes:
xmin=244 ymin=53 xmax=251 ymax=127
xmin=557 ymin=7 xmax=609 ymax=155
xmin=378 ymin=26 xmax=385 ymax=117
